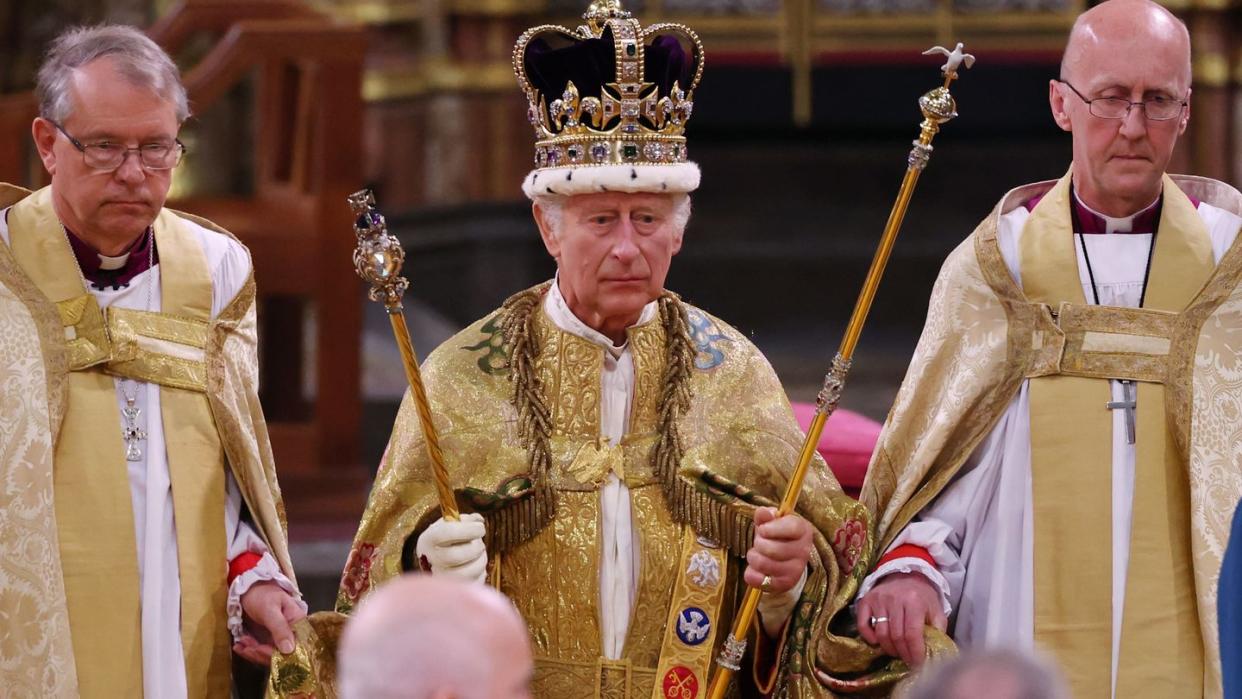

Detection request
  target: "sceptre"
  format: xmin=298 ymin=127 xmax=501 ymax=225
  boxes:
xmin=705 ymin=44 xmax=975 ymax=697
xmin=347 ymin=190 xmax=460 ymax=521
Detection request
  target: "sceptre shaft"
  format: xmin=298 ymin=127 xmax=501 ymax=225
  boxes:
xmin=705 ymin=44 xmax=974 ymax=697
xmin=347 ymin=190 xmax=460 ymax=521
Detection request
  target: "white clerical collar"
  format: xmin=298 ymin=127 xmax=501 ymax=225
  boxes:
xmin=544 ymin=274 xmax=658 ymax=355
xmin=1072 ymin=188 xmax=1161 ymax=234
xmin=98 ymin=252 xmax=130 ymax=270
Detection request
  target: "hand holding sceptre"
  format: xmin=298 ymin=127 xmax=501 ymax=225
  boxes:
xmin=347 ymin=190 xmax=459 ymax=521
xmin=705 ymin=44 xmax=974 ymax=697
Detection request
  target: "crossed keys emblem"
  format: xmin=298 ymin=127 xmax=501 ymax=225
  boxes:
xmin=661 ymin=666 xmax=699 ymax=699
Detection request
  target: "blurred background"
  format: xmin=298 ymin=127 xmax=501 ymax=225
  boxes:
xmin=2 ymin=0 xmax=1238 ymax=609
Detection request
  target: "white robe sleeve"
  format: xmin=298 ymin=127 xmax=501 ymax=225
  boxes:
xmin=855 ymin=428 xmax=1001 ymax=619
xmin=193 ymin=222 xmax=306 ymax=640
xmin=224 ymin=471 xmax=306 ymax=642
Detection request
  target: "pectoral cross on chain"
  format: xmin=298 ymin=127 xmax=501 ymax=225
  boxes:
xmin=1106 ymin=379 xmax=1137 ymax=445
xmin=121 ymin=398 xmax=147 ymax=461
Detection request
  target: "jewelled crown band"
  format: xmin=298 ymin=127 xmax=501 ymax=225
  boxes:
xmin=514 ymin=0 xmax=704 ymax=198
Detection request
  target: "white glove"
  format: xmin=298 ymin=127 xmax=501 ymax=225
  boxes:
xmin=415 ymin=512 xmax=488 ymax=583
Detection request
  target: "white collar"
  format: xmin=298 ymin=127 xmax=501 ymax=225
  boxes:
xmin=1072 ymin=188 xmax=1161 ymax=234
xmin=98 ymin=252 xmax=130 ymax=270
xmin=543 ymin=274 xmax=659 ymax=355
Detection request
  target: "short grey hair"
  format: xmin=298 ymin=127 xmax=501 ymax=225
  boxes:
xmin=535 ymin=192 xmax=693 ymax=239
xmin=36 ymin=24 xmax=189 ymax=124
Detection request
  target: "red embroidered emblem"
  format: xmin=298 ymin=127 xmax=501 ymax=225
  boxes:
xmin=831 ymin=518 xmax=867 ymax=575
xmin=341 ymin=543 xmax=377 ymax=602
xmin=662 ymin=666 xmax=698 ymax=699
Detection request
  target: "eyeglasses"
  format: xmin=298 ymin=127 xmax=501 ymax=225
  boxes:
xmin=49 ymin=120 xmax=186 ymax=171
xmin=1058 ymin=80 xmax=1187 ymax=121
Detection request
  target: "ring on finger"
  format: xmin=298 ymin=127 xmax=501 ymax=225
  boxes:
xmin=869 ymin=615 xmax=889 ymax=627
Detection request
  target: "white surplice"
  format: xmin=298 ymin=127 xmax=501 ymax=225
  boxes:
xmin=858 ymin=193 xmax=1241 ymax=697
xmin=0 ymin=212 xmax=303 ymax=699
xmin=542 ymin=278 xmax=803 ymax=658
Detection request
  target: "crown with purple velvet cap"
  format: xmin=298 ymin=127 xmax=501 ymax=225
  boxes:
xmin=513 ymin=0 xmax=704 ymax=199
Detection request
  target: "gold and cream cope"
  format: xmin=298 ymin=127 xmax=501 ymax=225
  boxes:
xmin=513 ymin=0 xmax=704 ymax=197
xmin=0 ymin=183 xmax=299 ymax=698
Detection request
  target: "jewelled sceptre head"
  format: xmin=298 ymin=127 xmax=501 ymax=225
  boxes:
xmin=707 ymin=45 xmax=974 ymax=699
xmin=345 ymin=189 xmax=459 ymax=521
xmin=347 ymin=190 xmax=410 ymax=313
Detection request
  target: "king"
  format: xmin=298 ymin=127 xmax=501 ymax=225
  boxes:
xmin=338 ymin=1 xmax=866 ymax=696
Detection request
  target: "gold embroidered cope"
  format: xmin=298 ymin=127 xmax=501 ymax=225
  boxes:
xmin=310 ymin=285 xmax=868 ymax=699
xmin=0 ymin=183 xmax=297 ymax=698
xmin=825 ymin=172 xmax=1242 ymax=697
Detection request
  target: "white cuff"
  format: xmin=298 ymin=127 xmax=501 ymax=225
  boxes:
xmin=856 ymin=557 xmax=953 ymax=617
xmin=756 ymin=568 xmax=808 ymax=637
xmin=226 ymin=552 xmax=307 ymax=642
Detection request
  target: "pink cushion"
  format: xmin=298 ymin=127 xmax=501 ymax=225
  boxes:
xmin=790 ymin=402 xmax=881 ymax=492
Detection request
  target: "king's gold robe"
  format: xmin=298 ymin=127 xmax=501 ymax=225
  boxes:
xmin=337 ymin=284 xmax=869 ymax=698
xmin=813 ymin=173 xmax=1242 ymax=697
xmin=0 ymin=184 xmax=296 ymax=697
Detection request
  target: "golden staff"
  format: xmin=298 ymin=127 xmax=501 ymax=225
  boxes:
xmin=347 ymin=190 xmax=459 ymax=521
xmin=706 ymin=43 xmax=974 ymax=697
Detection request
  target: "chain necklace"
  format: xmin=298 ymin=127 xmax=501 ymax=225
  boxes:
xmin=1075 ymin=213 xmax=1157 ymax=446
xmin=62 ymin=224 xmax=156 ymax=461
xmin=1076 ymin=229 xmax=1157 ymax=308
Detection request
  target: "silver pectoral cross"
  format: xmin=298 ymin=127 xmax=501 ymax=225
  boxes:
xmin=1106 ymin=379 xmax=1137 ymax=445
xmin=121 ymin=398 xmax=147 ymax=461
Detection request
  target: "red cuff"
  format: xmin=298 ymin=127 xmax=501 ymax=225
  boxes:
xmin=875 ymin=543 xmax=936 ymax=571
xmin=228 ymin=552 xmax=263 ymax=585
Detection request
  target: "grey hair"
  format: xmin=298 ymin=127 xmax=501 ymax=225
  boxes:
xmin=905 ymin=649 xmax=1070 ymax=699
xmin=36 ymin=24 xmax=189 ymax=123
xmin=535 ymin=192 xmax=693 ymax=239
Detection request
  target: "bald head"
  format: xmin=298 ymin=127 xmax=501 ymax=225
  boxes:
xmin=906 ymin=649 xmax=1070 ymax=699
xmin=1048 ymin=0 xmax=1193 ymax=216
xmin=338 ymin=576 xmax=533 ymax=699
xmin=1061 ymin=0 xmax=1190 ymax=90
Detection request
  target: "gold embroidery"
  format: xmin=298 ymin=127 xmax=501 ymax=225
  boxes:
xmin=107 ymin=352 xmax=208 ymax=393
xmin=557 ymin=438 xmax=625 ymax=490
xmin=851 ymin=172 xmax=1242 ymax=696
xmin=110 ymin=306 xmax=210 ymax=348
xmin=344 ymin=284 xmax=854 ymax=698
xmin=624 ymin=485 xmax=683 ymax=668
xmin=650 ymin=530 xmax=728 ymax=698
xmin=268 ymin=614 xmax=345 ymax=699
xmin=628 ymin=320 xmax=663 ymax=431
xmin=0 ymin=184 xmax=79 ymax=696
xmin=539 ymin=315 xmax=604 ymax=439
xmin=533 ymin=656 xmax=657 ymax=698
xmin=56 ymin=294 xmax=110 ymax=370
xmin=2 ymin=184 xmax=295 ymax=698
xmin=501 ymin=489 xmax=602 ymax=662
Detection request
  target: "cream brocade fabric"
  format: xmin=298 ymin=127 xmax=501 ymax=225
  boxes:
xmin=0 ymin=184 xmax=297 ymax=697
xmin=329 ymin=286 xmax=870 ymax=698
xmin=841 ymin=174 xmax=1242 ymax=696
xmin=0 ymin=207 xmax=77 ymax=697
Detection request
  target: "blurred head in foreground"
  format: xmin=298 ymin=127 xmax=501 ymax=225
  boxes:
xmin=338 ymin=575 xmax=533 ymax=699
xmin=905 ymin=648 xmax=1071 ymax=699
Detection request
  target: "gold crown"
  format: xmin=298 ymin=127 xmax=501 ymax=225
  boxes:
xmin=512 ymin=0 xmax=704 ymax=171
